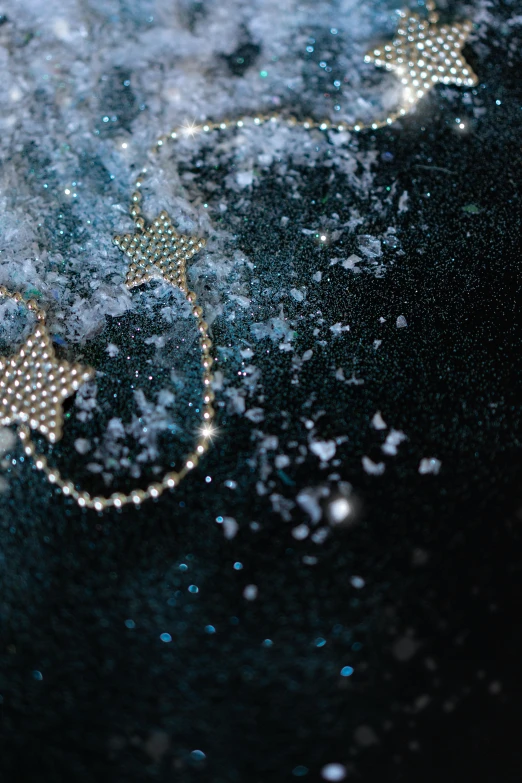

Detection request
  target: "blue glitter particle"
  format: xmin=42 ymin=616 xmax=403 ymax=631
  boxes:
xmin=190 ymin=750 xmax=206 ymax=761
xmin=32 ymin=671 xmax=43 ymax=681
xmin=124 ymin=619 xmax=136 ymax=629
xmin=293 ymin=766 xmax=309 ymax=777
xmin=179 ymin=563 xmax=188 ymax=572
xmin=216 ymin=516 xmax=223 ymax=523
xmin=160 ymin=633 xmax=172 ymax=643
xmin=205 ymin=625 xmax=216 ymax=634
xmin=315 ymin=637 xmax=326 ymax=648
xmin=341 ymin=666 xmax=354 ymax=677
xmin=233 ymin=562 xmax=243 ymax=570
xmin=262 ymin=639 xmax=273 ymax=647
xmin=188 ymin=585 xmax=199 ymax=594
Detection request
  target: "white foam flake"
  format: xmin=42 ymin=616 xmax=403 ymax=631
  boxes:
xmin=362 ymin=456 xmax=385 ymax=475
xmin=310 ymin=440 xmax=336 ymax=461
xmin=382 ymin=429 xmax=407 ymax=456
xmin=419 ymin=457 xmax=442 ymax=475
xmin=321 ymin=763 xmax=347 ymax=781
xmin=371 ymin=411 xmax=387 ymax=430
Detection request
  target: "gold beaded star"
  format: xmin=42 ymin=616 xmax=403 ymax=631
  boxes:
xmin=0 ymin=323 xmax=94 ymax=443
xmin=113 ymin=211 xmax=207 ymax=291
xmin=365 ymin=11 xmax=478 ymax=109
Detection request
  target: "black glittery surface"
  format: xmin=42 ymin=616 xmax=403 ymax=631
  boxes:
xmin=1 ymin=2 xmax=522 ymax=781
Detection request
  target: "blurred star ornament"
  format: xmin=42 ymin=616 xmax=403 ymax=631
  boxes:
xmin=0 ymin=308 xmax=93 ymax=444
xmin=365 ymin=4 xmax=477 ymax=110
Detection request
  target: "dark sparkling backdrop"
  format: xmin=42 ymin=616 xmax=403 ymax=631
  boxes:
xmin=1 ymin=3 xmax=522 ymax=782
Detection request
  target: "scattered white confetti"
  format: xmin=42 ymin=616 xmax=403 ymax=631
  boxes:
xmin=224 ymin=479 xmax=237 ymax=489
xmin=350 ymin=576 xmax=365 ymax=589
xmin=275 ymin=454 xmax=290 ymax=469
xmin=0 ymin=427 xmax=16 ymax=456
xmin=418 ymin=457 xmax=441 ymax=475
xmin=398 ymin=190 xmax=409 ymax=213
xmin=302 ymin=349 xmax=313 ymax=361
xmin=105 ymin=343 xmax=119 ymax=357
xmin=292 ymin=524 xmax=310 ymax=540
xmin=245 ymin=408 xmax=265 ymax=423
xmin=312 ymin=271 xmax=322 ymax=282
xmin=341 ymin=254 xmax=362 ymax=272
xmin=290 ymin=288 xmax=305 ymax=302
xmin=297 ymin=487 xmax=328 ymax=524
xmin=357 ymin=235 xmax=382 ymax=258
xmin=396 ymin=315 xmax=408 ymax=328
xmin=311 ymin=528 xmax=329 ymax=544
xmin=362 ymin=456 xmax=386 ymax=475
xmin=321 ymin=763 xmax=347 ymax=781
xmin=240 ymin=347 xmax=254 ymax=359
xmin=330 ymin=322 xmax=350 ymax=335
xmin=373 ymin=339 xmax=382 ymax=350
xmin=371 ymin=411 xmax=387 ymax=430
xmin=229 ymin=294 xmax=251 ymax=308
xmin=243 ymin=584 xmax=258 ymax=600
xmin=261 ymin=435 xmax=279 ymax=450
xmin=236 ymin=170 xmax=254 ymax=187
xmin=222 ymin=517 xmax=238 ymax=539
xmin=74 ymin=438 xmax=91 ymax=455
xmin=310 ymin=440 xmax=336 ymax=461
xmin=382 ymin=429 xmax=407 ymax=456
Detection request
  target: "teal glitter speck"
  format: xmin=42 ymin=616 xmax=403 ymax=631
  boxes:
xmin=340 ymin=666 xmax=354 ymax=677
xmin=160 ymin=633 xmax=172 ymax=643
xmin=188 ymin=585 xmax=199 ymax=593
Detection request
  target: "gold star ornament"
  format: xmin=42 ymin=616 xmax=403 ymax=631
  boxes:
xmin=114 ymin=211 xmax=206 ymax=291
xmin=0 ymin=322 xmax=94 ymax=443
xmin=365 ymin=10 xmax=478 ymax=109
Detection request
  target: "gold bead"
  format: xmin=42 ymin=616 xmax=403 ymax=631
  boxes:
xmin=148 ymin=482 xmax=163 ymax=499
xmin=62 ymin=480 xmax=75 ymax=497
xmin=163 ymin=471 xmax=179 ymax=489
xmin=131 ymin=489 xmax=146 ymax=505
xmin=111 ymin=492 xmax=127 ymax=508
